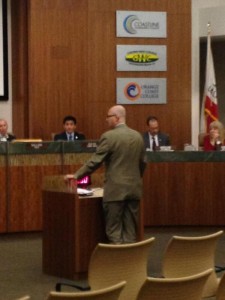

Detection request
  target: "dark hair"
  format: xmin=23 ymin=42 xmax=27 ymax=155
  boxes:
xmin=63 ymin=115 xmax=77 ymax=125
xmin=146 ymin=116 xmax=158 ymax=126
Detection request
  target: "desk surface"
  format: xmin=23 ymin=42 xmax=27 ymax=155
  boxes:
xmin=42 ymin=175 xmax=103 ymax=196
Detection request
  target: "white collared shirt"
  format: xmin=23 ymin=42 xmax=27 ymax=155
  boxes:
xmin=66 ymin=133 xmax=74 ymax=141
xmin=0 ymin=134 xmax=8 ymax=142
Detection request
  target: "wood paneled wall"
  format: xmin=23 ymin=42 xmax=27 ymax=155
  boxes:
xmin=11 ymin=0 xmax=191 ymax=149
xmin=11 ymin=0 xmax=29 ymax=138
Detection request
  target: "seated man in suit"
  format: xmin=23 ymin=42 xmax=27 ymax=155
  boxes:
xmin=54 ymin=115 xmax=85 ymax=141
xmin=143 ymin=116 xmax=170 ymax=150
xmin=0 ymin=118 xmax=16 ymax=142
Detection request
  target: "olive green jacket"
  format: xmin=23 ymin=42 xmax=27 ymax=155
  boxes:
xmin=75 ymin=124 xmax=146 ymax=202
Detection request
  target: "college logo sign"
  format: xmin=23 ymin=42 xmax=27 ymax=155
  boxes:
xmin=125 ymin=51 xmax=159 ymax=65
xmin=123 ymin=14 xmax=161 ymax=35
xmin=123 ymin=15 xmax=140 ymax=34
xmin=117 ymin=45 xmax=167 ymax=71
xmin=124 ymin=82 xmax=142 ymax=101
xmin=117 ymin=78 xmax=167 ymax=105
xmin=116 ymin=11 xmax=167 ymax=38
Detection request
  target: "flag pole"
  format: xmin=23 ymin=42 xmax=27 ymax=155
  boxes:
xmin=207 ymin=22 xmax=211 ymax=35
xmin=200 ymin=22 xmax=218 ymax=133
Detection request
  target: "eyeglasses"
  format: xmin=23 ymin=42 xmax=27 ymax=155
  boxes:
xmin=106 ymin=114 xmax=116 ymax=118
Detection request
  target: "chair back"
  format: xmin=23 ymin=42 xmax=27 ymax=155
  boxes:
xmin=137 ymin=269 xmax=212 ymax=300
xmin=88 ymin=237 xmax=155 ymax=300
xmin=216 ymin=273 xmax=225 ymax=300
xmin=162 ymin=230 xmax=223 ymax=298
xmin=47 ymin=281 xmax=126 ymax=300
xmin=198 ymin=132 xmax=208 ymax=148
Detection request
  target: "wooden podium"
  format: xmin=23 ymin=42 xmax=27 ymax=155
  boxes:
xmin=42 ymin=176 xmax=106 ymax=279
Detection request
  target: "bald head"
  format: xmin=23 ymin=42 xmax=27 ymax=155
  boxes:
xmin=110 ymin=105 xmax=126 ymax=121
xmin=0 ymin=119 xmax=8 ymax=136
xmin=0 ymin=118 xmax=7 ymax=124
xmin=106 ymin=105 xmax=126 ymax=129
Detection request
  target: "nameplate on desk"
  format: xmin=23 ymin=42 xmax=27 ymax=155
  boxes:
xmin=30 ymin=143 xmax=45 ymax=149
xmin=12 ymin=140 xmax=49 ymax=151
xmin=81 ymin=141 xmax=97 ymax=149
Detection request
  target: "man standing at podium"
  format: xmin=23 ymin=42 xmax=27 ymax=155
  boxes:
xmin=65 ymin=105 xmax=146 ymax=244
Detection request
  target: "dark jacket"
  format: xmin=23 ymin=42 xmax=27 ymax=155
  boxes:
xmin=54 ymin=131 xmax=85 ymax=141
xmin=143 ymin=131 xmax=170 ymax=150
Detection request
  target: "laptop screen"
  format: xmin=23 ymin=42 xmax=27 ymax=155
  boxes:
xmin=77 ymin=175 xmax=91 ymax=188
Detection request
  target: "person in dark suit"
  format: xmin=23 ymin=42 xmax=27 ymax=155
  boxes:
xmin=65 ymin=105 xmax=146 ymax=244
xmin=54 ymin=115 xmax=85 ymax=141
xmin=143 ymin=116 xmax=170 ymax=150
xmin=0 ymin=119 xmax=16 ymax=142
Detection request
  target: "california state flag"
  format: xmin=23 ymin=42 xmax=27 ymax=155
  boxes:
xmin=200 ymin=30 xmax=218 ymax=133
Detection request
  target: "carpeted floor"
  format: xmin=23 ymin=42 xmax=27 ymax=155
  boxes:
xmin=0 ymin=226 xmax=225 ymax=300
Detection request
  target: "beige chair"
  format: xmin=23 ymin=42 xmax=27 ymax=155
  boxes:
xmin=15 ymin=297 xmax=31 ymax=300
xmin=216 ymin=273 xmax=225 ymax=300
xmin=162 ymin=230 xmax=224 ymax=298
xmin=48 ymin=281 xmax=126 ymax=300
xmin=51 ymin=133 xmax=56 ymax=140
xmin=136 ymin=269 xmax=212 ymax=300
xmin=198 ymin=132 xmax=208 ymax=149
xmin=56 ymin=237 xmax=155 ymax=300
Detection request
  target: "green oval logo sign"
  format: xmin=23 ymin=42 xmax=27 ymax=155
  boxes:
xmin=125 ymin=51 xmax=158 ymax=65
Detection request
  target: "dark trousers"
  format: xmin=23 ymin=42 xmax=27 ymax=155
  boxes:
xmin=102 ymin=199 xmax=140 ymax=244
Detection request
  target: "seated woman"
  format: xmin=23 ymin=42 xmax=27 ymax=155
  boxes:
xmin=203 ymin=120 xmax=225 ymax=151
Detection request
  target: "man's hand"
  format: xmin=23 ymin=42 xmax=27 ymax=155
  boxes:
xmin=64 ymin=174 xmax=77 ymax=192
xmin=64 ymin=174 xmax=75 ymax=181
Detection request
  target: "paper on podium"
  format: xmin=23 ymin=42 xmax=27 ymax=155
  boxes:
xmin=77 ymin=188 xmax=93 ymax=196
